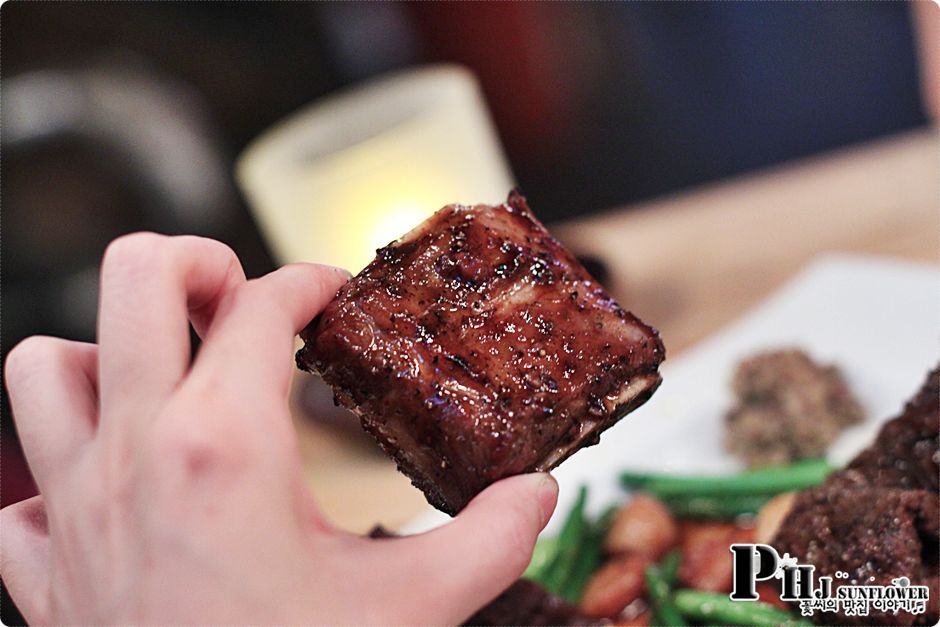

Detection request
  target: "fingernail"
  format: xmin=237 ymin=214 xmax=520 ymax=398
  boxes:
xmin=533 ymin=473 xmax=559 ymax=528
xmin=328 ymin=265 xmax=353 ymax=280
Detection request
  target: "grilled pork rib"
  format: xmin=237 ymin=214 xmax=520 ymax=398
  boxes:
xmin=296 ymin=192 xmax=665 ymax=515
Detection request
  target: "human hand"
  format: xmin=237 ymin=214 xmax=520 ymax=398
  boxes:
xmin=1 ymin=233 xmax=558 ymax=625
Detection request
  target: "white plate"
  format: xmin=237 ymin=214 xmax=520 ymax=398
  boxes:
xmin=402 ymin=253 xmax=939 ymax=534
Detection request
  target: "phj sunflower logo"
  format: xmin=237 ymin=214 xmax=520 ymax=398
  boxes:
xmin=729 ymin=544 xmax=930 ymax=618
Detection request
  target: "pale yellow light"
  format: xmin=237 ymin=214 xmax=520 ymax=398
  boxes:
xmin=236 ymin=65 xmax=514 ymax=274
xmin=368 ymin=205 xmax=428 ymax=254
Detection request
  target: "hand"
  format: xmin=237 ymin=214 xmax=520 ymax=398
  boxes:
xmin=1 ymin=233 xmax=558 ymax=625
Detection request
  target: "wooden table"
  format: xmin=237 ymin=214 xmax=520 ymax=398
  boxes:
xmin=291 ymin=127 xmax=939 ymax=534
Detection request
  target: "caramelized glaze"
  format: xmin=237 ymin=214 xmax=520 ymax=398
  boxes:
xmin=297 ymin=192 xmax=665 ymax=514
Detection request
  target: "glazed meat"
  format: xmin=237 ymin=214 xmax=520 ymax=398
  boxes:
xmin=297 ymin=192 xmax=665 ymax=515
xmin=773 ymin=366 xmax=940 ymax=626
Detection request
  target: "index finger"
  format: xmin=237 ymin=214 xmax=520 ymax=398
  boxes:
xmin=190 ymin=263 xmax=350 ymax=398
xmin=97 ymin=233 xmax=246 ymax=419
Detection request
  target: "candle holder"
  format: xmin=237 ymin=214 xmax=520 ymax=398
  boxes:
xmin=236 ymin=64 xmax=513 ymax=272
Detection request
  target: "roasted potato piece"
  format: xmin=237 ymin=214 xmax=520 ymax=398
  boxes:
xmin=604 ymin=494 xmax=679 ymax=559
xmin=678 ymin=521 xmax=754 ymax=593
xmin=581 ymin=554 xmax=650 ymax=618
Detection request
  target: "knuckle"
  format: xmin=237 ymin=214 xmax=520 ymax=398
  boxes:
xmin=104 ymin=233 xmax=242 ymax=282
xmin=177 ymin=235 xmax=241 ymax=270
xmin=103 ymin=231 xmax=166 ymax=265
xmin=5 ymin=336 xmax=63 ymax=388
xmin=0 ymin=498 xmax=48 ymax=559
xmin=150 ymin=407 xmax=255 ymax=480
xmin=0 ymin=498 xmax=40 ymax=527
xmin=101 ymin=232 xmax=170 ymax=282
xmin=194 ymin=235 xmax=237 ymax=259
xmin=0 ymin=510 xmax=16 ymax=577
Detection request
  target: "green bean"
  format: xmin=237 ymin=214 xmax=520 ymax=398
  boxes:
xmin=541 ymin=485 xmax=588 ymax=595
xmin=558 ymin=502 xmax=621 ymax=602
xmin=644 ymin=557 xmax=686 ymax=626
xmin=661 ymin=493 xmax=772 ymax=519
xmin=672 ymin=589 xmax=812 ymax=626
xmin=523 ymin=536 xmax=560 ymax=581
xmin=595 ymin=503 xmax=619 ymax=532
xmin=619 ymin=458 xmax=832 ymax=498
xmin=558 ymin=524 xmax=602 ymax=603
xmin=658 ymin=549 xmax=682 ymax=584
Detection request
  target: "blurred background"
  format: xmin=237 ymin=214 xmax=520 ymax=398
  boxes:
xmin=1 ymin=4 xmax=936 ymax=619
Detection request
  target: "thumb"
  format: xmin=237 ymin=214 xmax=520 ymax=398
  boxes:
xmin=390 ymin=473 xmax=558 ymax=623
